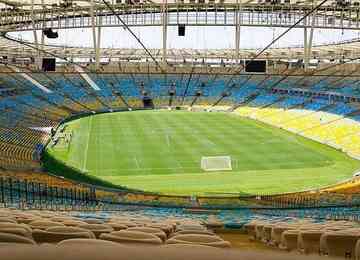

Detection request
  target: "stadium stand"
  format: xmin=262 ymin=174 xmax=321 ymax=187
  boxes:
xmin=243 ymin=217 xmax=360 ymax=258
xmin=2 ymin=1 xmax=360 ymax=258
xmin=0 ymin=72 xmax=360 ymax=206
xmin=0 ymin=87 xmax=360 ymax=259
xmin=235 ymin=93 xmax=360 ymax=159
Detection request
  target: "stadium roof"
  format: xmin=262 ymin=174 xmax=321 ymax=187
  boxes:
xmin=1 ymin=36 xmax=359 ymax=61
xmin=0 ymin=0 xmax=354 ymax=8
xmin=0 ymin=0 xmax=360 ymax=64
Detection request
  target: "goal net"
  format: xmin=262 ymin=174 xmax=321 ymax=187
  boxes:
xmin=201 ymin=156 xmax=232 ymax=171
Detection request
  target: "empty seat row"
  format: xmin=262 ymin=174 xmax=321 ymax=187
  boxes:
xmin=0 ymin=208 xmax=231 ymax=249
xmin=245 ymin=219 xmax=360 ymax=259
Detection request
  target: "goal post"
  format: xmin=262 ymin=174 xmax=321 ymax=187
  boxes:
xmin=201 ymin=156 xmax=232 ymax=171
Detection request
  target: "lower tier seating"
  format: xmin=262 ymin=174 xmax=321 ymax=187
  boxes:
xmin=235 ymin=97 xmax=360 ymax=158
xmin=244 ymin=218 xmax=360 ymax=259
xmin=0 ymin=207 xmax=231 ymax=249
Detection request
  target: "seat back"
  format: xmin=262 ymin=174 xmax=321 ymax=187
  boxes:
xmin=280 ymin=230 xmax=299 ymax=251
xmin=100 ymin=230 xmax=163 ymax=245
xmin=298 ymin=230 xmax=323 ymax=254
xmin=325 ymin=233 xmax=359 ymax=258
xmin=0 ymin=232 xmax=35 ymax=245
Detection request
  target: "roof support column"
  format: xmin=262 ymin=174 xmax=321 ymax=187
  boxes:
xmin=96 ymin=17 xmax=102 ymax=69
xmin=235 ymin=0 xmax=242 ymax=63
xmin=31 ymin=0 xmax=38 ymax=47
xmin=162 ymin=0 xmax=168 ymax=66
xmin=307 ymin=14 xmax=315 ymax=69
xmin=91 ymin=0 xmax=100 ymax=70
xmin=41 ymin=0 xmax=45 ymax=50
xmin=304 ymin=13 xmax=315 ymax=72
xmin=31 ymin=0 xmax=39 ymax=67
xmin=303 ymin=16 xmax=308 ymax=71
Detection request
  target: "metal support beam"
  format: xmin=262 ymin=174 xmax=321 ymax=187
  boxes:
xmin=40 ymin=29 xmax=44 ymax=46
xmin=4 ymin=4 xmax=360 ymax=32
xmin=162 ymin=0 xmax=168 ymax=64
xmin=235 ymin=25 xmax=241 ymax=62
xmin=304 ymin=14 xmax=315 ymax=72
xmin=307 ymin=14 xmax=315 ymax=65
xmin=303 ymin=16 xmax=308 ymax=71
xmin=96 ymin=17 xmax=102 ymax=69
xmin=235 ymin=0 xmax=242 ymax=63
xmin=31 ymin=0 xmax=39 ymax=68
xmin=31 ymin=0 xmax=38 ymax=47
xmin=91 ymin=0 xmax=100 ymax=70
xmin=41 ymin=0 xmax=44 ymax=50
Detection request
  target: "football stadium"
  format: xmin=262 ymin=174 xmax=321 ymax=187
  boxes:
xmin=1 ymin=0 xmax=360 ymax=259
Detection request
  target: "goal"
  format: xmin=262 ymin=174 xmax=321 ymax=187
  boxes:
xmin=201 ymin=156 xmax=232 ymax=171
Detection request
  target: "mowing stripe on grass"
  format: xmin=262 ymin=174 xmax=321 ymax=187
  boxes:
xmin=46 ymin=110 xmax=360 ymax=195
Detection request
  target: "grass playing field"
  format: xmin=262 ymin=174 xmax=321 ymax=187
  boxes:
xmin=46 ymin=110 xmax=360 ymax=195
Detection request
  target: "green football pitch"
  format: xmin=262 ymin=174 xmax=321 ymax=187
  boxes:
xmin=46 ymin=110 xmax=360 ymax=195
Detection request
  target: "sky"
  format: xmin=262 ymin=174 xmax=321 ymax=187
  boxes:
xmin=9 ymin=26 xmax=360 ymax=50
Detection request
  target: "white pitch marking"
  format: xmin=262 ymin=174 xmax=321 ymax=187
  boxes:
xmin=82 ymin=116 xmax=93 ymax=172
xmin=133 ymin=156 xmax=140 ymax=169
xmin=166 ymin=133 xmax=171 ymax=147
xmin=101 ymin=164 xmax=199 ymax=173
